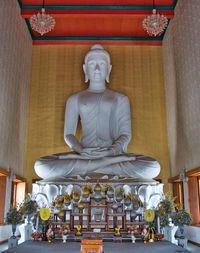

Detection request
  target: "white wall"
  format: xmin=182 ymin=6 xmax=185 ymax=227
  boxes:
xmin=162 ymin=0 xmax=200 ymax=244
xmin=162 ymin=0 xmax=200 ymax=177
xmin=0 ymin=0 xmax=32 ymax=177
xmin=0 ymin=225 xmax=20 ymax=243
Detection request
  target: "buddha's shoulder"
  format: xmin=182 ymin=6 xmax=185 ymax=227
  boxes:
xmin=106 ymin=88 xmax=129 ymax=100
xmin=67 ymin=90 xmax=88 ymax=100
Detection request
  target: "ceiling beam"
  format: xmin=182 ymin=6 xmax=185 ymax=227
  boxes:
xmin=21 ymin=9 xmax=174 ymax=19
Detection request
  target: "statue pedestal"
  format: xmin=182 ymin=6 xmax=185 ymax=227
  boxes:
xmin=32 ymin=176 xmax=163 ymax=236
xmin=32 ymin=176 xmax=163 ymax=209
xmin=32 ymin=176 xmax=163 ymax=210
xmin=163 ymin=225 xmax=178 ymax=245
xmin=18 ymin=224 xmax=32 ymax=244
xmin=8 ymin=237 xmax=18 ymax=249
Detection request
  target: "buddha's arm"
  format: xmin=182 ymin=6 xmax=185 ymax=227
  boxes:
xmin=111 ymin=95 xmax=132 ymax=153
xmin=64 ymin=94 xmax=83 ymax=153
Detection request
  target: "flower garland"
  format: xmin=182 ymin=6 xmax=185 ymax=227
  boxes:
xmin=128 ymin=226 xmax=140 ymax=237
xmin=31 ymin=232 xmax=42 ymax=241
xmin=46 ymin=225 xmax=54 ymax=240
xmin=114 ymin=227 xmax=121 ymax=237
xmin=59 ymin=225 xmax=71 ymax=235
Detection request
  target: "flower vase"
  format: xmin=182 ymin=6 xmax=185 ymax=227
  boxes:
xmin=131 ymin=235 xmax=136 ymax=243
xmin=12 ymin=224 xmax=17 ymax=238
xmin=62 ymin=234 xmax=67 ymax=243
xmin=27 ymin=214 xmax=32 ymax=224
xmin=178 ymin=225 xmax=185 ymax=238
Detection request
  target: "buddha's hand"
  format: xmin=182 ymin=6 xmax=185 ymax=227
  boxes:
xmin=80 ymin=147 xmax=114 ymax=158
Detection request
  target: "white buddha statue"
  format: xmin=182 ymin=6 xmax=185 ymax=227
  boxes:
xmin=34 ymin=45 xmax=160 ymax=180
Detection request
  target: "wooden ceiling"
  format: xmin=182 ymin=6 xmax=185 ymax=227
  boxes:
xmin=18 ymin=0 xmax=178 ymax=45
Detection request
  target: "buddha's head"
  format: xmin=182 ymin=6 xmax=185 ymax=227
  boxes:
xmin=83 ymin=44 xmax=112 ymax=83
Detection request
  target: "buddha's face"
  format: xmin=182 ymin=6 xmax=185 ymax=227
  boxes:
xmin=83 ymin=53 xmax=112 ymax=83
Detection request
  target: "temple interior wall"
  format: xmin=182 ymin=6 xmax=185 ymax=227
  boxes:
xmin=25 ymin=45 xmax=170 ymax=192
xmin=162 ymin=0 xmax=200 ymax=177
xmin=0 ymin=0 xmax=32 ymax=177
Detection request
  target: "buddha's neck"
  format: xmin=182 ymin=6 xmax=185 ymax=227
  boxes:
xmin=88 ymin=81 xmax=106 ymax=92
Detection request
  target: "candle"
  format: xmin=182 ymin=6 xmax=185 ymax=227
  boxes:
xmin=157 ymin=216 xmax=160 ymax=234
xmin=36 ymin=215 xmax=39 ymax=232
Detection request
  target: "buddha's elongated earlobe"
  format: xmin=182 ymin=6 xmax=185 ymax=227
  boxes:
xmin=83 ymin=64 xmax=89 ymax=83
xmin=106 ymin=64 xmax=112 ymax=83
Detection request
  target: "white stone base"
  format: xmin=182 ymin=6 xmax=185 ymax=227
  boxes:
xmin=32 ymin=178 xmax=163 ymax=210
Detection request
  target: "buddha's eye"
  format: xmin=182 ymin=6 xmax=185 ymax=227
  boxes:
xmin=88 ymin=61 xmax=95 ymax=67
xmin=100 ymin=61 xmax=106 ymax=66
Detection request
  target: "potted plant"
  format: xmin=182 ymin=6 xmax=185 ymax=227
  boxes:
xmin=6 ymin=207 xmax=23 ymax=238
xmin=59 ymin=224 xmax=71 ymax=243
xmin=128 ymin=225 xmax=140 ymax=243
xmin=157 ymin=192 xmax=177 ymax=227
xmin=19 ymin=195 xmax=38 ymax=224
xmin=172 ymin=207 xmax=192 ymax=237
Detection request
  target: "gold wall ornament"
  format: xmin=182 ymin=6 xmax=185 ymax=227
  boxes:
xmin=78 ymin=201 xmax=84 ymax=210
xmin=63 ymin=192 xmax=71 ymax=205
xmin=144 ymin=209 xmax=155 ymax=222
xmin=87 ymin=182 xmax=93 ymax=194
xmin=40 ymin=208 xmax=50 ymax=221
xmin=82 ymin=185 xmax=90 ymax=198
xmin=57 ymin=210 xmax=65 ymax=218
xmin=103 ymin=183 xmax=111 ymax=195
xmin=55 ymin=195 xmax=64 ymax=209
xmin=73 ymin=189 xmax=80 ymax=202
xmin=94 ymin=181 xmax=102 ymax=192
xmin=119 ymin=187 xmax=125 ymax=197
xmin=136 ymin=195 xmax=144 ymax=207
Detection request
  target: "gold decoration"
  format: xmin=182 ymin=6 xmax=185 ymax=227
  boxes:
xmin=119 ymin=187 xmax=125 ymax=197
xmin=144 ymin=209 xmax=155 ymax=222
xmin=103 ymin=183 xmax=110 ymax=195
xmin=55 ymin=195 xmax=64 ymax=209
xmin=94 ymin=181 xmax=102 ymax=192
xmin=72 ymin=189 xmax=80 ymax=202
xmin=82 ymin=185 xmax=90 ymax=197
xmin=57 ymin=210 xmax=65 ymax=218
xmin=87 ymin=183 xmax=93 ymax=194
xmin=148 ymin=227 xmax=155 ymax=242
xmin=63 ymin=192 xmax=71 ymax=205
xmin=76 ymin=225 xmax=82 ymax=235
xmin=51 ymin=200 xmax=55 ymax=207
xmin=40 ymin=208 xmax=50 ymax=221
xmin=78 ymin=201 xmax=84 ymax=210
xmin=128 ymin=193 xmax=143 ymax=207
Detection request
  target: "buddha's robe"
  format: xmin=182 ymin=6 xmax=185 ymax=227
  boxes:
xmin=34 ymin=88 xmax=160 ymax=180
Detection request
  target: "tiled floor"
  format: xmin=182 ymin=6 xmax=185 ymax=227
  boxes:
xmin=0 ymin=241 xmax=199 ymax=253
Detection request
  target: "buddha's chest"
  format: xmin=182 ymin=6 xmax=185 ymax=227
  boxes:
xmin=78 ymin=92 xmax=115 ymax=118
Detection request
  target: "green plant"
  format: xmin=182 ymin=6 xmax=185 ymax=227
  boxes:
xmin=6 ymin=207 xmax=23 ymax=225
xmin=19 ymin=194 xmax=38 ymax=216
xmin=172 ymin=207 xmax=192 ymax=227
xmin=157 ymin=192 xmax=177 ymax=227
